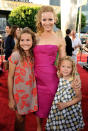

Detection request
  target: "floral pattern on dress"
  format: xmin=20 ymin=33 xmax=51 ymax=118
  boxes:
xmin=8 ymin=51 xmax=38 ymax=115
xmin=46 ymin=78 xmax=84 ymax=131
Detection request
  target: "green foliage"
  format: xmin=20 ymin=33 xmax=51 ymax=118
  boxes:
xmin=56 ymin=12 xmax=86 ymax=30
xmin=8 ymin=6 xmax=40 ymax=32
xmin=55 ymin=13 xmax=61 ymax=29
xmin=8 ymin=6 xmax=86 ymax=32
xmin=76 ymin=12 xmax=86 ymax=31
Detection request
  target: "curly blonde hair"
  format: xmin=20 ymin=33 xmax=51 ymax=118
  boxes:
xmin=35 ymin=6 xmax=57 ymax=34
xmin=15 ymin=27 xmax=36 ymax=63
xmin=57 ymin=56 xmax=77 ymax=79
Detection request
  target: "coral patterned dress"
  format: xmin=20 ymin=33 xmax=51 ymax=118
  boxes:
xmin=8 ymin=51 xmax=38 ymax=115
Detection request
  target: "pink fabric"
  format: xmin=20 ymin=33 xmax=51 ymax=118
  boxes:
xmin=33 ymin=45 xmax=59 ymax=118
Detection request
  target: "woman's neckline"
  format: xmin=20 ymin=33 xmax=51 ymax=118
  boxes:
xmin=36 ymin=44 xmax=58 ymax=47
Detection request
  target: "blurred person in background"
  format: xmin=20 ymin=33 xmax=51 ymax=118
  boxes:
xmin=2 ymin=23 xmax=12 ymax=51
xmin=5 ymin=23 xmax=11 ymax=37
xmin=0 ymin=34 xmax=4 ymax=72
xmin=82 ymin=38 xmax=88 ymax=52
xmin=0 ymin=34 xmax=4 ymax=55
xmin=65 ymin=29 xmax=74 ymax=56
xmin=4 ymin=25 xmax=20 ymax=61
xmin=4 ymin=25 xmax=20 ymax=70
xmin=71 ymin=30 xmax=82 ymax=63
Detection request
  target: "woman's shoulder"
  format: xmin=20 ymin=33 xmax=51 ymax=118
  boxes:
xmin=56 ymin=29 xmax=63 ymax=38
xmin=55 ymin=31 xmax=65 ymax=45
xmin=57 ymin=37 xmax=66 ymax=48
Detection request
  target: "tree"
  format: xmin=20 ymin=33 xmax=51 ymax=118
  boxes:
xmin=55 ymin=13 xmax=61 ymax=29
xmin=56 ymin=12 xmax=86 ymax=31
xmin=8 ymin=6 xmax=40 ymax=32
xmin=8 ymin=5 xmax=86 ymax=33
xmin=76 ymin=12 xmax=86 ymax=31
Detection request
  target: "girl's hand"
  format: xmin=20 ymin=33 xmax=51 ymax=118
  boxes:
xmin=57 ymin=102 xmax=66 ymax=110
xmin=8 ymin=99 xmax=16 ymax=111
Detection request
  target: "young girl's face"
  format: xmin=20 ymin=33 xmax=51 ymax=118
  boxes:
xmin=41 ymin=12 xmax=55 ymax=32
xmin=60 ymin=60 xmax=72 ymax=79
xmin=20 ymin=33 xmax=32 ymax=53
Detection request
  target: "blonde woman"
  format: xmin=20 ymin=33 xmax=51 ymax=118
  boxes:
xmin=33 ymin=6 xmax=81 ymax=131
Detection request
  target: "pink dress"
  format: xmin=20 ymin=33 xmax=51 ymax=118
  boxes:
xmin=33 ymin=45 xmax=59 ymax=118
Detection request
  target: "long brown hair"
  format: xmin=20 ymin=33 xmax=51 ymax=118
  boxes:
xmin=10 ymin=25 xmax=19 ymax=38
xmin=35 ymin=6 xmax=57 ymax=34
xmin=15 ymin=27 xmax=36 ymax=62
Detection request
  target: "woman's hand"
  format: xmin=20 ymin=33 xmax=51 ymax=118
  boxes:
xmin=8 ymin=99 xmax=16 ymax=111
xmin=72 ymin=75 xmax=81 ymax=89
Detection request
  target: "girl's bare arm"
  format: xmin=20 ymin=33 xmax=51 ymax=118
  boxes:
xmin=8 ymin=61 xmax=16 ymax=110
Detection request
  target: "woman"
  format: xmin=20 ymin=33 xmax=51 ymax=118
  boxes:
xmin=33 ymin=6 xmax=66 ymax=131
xmin=71 ymin=30 xmax=82 ymax=63
xmin=33 ymin=6 xmax=81 ymax=131
xmin=4 ymin=25 xmax=20 ymax=70
xmin=5 ymin=25 xmax=20 ymax=61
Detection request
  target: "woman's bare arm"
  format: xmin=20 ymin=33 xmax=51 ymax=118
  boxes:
xmin=58 ymin=37 xmax=66 ymax=59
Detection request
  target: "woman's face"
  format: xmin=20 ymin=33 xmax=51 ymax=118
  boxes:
xmin=20 ymin=33 xmax=32 ymax=53
xmin=5 ymin=26 xmax=11 ymax=35
xmin=16 ymin=28 xmax=20 ymax=38
xmin=41 ymin=12 xmax=55 ymax=32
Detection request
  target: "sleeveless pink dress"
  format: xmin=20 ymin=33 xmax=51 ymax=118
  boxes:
xmin=33 ymin=45 xmax=59 ymax=118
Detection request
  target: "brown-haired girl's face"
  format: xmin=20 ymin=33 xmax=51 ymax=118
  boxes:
xmin=41 ymin=12 xmax=55 ymax=32
xmin=20 ymin=33 xmax=32 ymax=54
xmin=60 ymin=60 xmax=72 ymax=79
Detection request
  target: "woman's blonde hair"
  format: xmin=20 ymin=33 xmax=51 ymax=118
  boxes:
xmin=35 ymin=6 xmax=57 ymax=34
xmin=57 ymin=56 xmax=77 ymax=79
xmin=15 ymin=27 xmax=36 ymax=62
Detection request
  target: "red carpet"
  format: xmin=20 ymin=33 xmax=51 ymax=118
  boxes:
xmin=0 ymin=70 xmax=46 ymax=131
xmin=77 ymin=64 xmax=88 ymax=131
xmin=0 ymin=64 xmax=88 ymax=131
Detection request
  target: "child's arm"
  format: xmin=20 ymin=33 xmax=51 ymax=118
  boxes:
xmin=8 ymin=61 xmax=16 ymax=110
xmin=57 ymin=87 xmax=82 ymax=110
